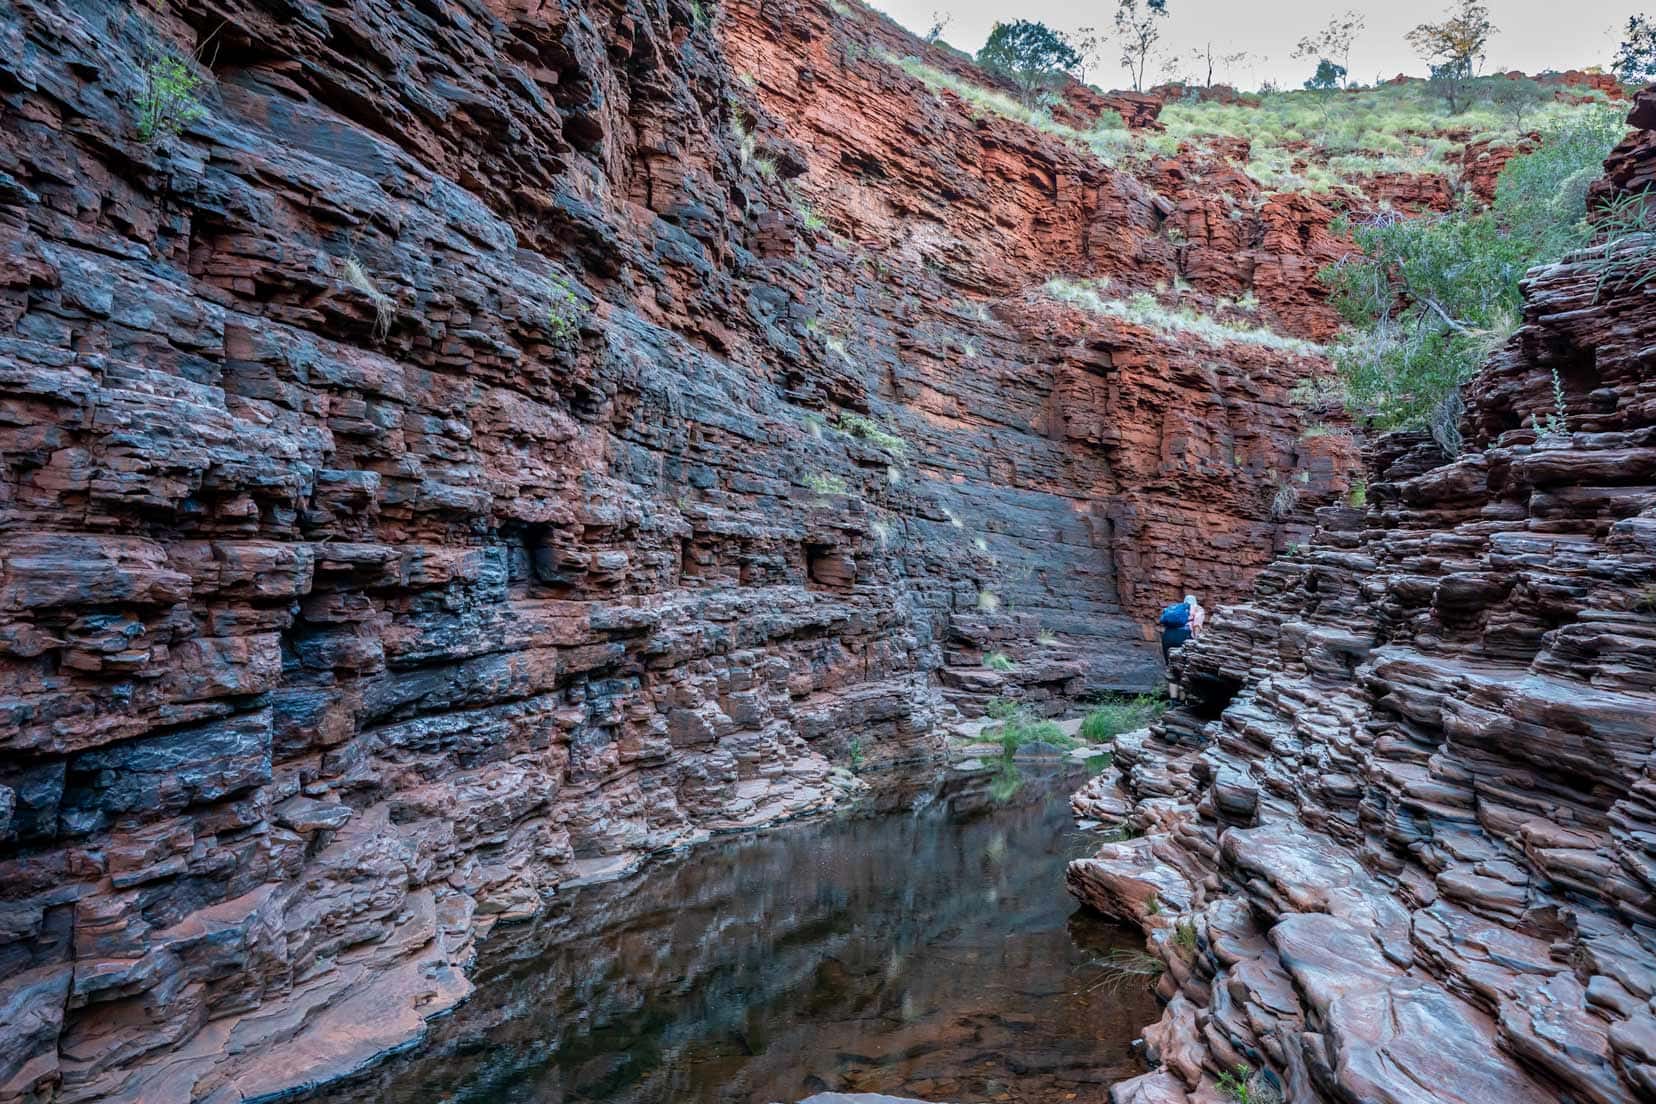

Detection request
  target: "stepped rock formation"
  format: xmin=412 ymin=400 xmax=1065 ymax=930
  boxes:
xmin=1069 ymin=87 xmax=1656 ymax=1104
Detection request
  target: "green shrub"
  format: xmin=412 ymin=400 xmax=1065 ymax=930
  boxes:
xmin=836 ymin=412 xmax=905 ymax=452
xmin=1322 ymin=107 xmax=1624 ymax=432
xmin=804 ymin=472 xmax=848 ymax=494
xmin=137 ymin=55 xmax=207 ymax=142
xmin=1217 ymin=1065 xmax=1257 ymax=1103
xmin=546 ymin=275 xmax=585 ymax=344
xmin=1583 ymin=187 xmax=1656 ymax=302
xmin=1616 ymin=15 xmax=1656 ymax=82
xmin=881 ymin=49 xmax=1129 ymax=163
xmin=984 ymin=650 xmax=1014 ymax=672
xmin=985 ymin=697 xmax=1020 ymax=720
xmin=975 ymin=20 xmax=1081 ymax=107
xmin=1303 ymin=59 xmax=1346 ymax=90
xmin=1080 ymin=694 xmax=1166 ymax=742
xmin=1046 ymin=279 xmax=1320 ymax=353
xmin=990 ymin=708 xmax=1073 ymax=754
xmin=1532 ymin=366 xmax=1570 ymax=440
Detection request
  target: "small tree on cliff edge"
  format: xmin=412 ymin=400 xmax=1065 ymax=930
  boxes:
xmin=1304 ymin=59 xmax=1347 ymax=90
xmin=1615 ymin=14 xmax=1656 ymax=83
xmin=1188 ymin=42 xmax=1254 ymax=89
xmin=1292 ymin=10 xmax=1364 ymax=89
xmin=976 ymin=20 xmax=1083 ymax=107
xmin=1114 ymin=0 xmax=1169 ymax=93
xmin=1406 ymin=0 xmax=1495 ymax=114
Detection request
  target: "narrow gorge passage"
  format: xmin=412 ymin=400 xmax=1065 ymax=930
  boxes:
xmin=3 ymin=0 xmax=1656 ymax=1101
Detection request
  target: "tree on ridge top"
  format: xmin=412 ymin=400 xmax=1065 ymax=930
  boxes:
xmin=1292 ymin=10 xmax=1365 ymax=90
xmin=1114 ymin=0 xmax=1169 ymax=94
xmin=1615 ymin=14 xmax=1656 ymax=83
xmin=1406 ymin=0 xmax=1496 ymax=113
xmin=976 ymin=20 xmax=1084 ymax=107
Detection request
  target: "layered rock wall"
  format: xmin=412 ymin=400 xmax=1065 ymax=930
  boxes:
xmin=719 ymin=0 xmax=1368 ymax=657
xmin=1069 ymin=89 xmax=1656 ymax=1104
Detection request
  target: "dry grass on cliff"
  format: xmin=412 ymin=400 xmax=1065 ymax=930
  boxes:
xmin=1044 ymin=278 xmax=1321 ymax=354
xmin=879 ymin=50 xmax=1133 ymax=161
xmin=1155 ymin=80 xmax=1618 ymax=192
xmin=874 ymin=52 xmax=1618 ymax=198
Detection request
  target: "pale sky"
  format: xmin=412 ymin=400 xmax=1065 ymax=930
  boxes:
xmin=863 ymin=0 xmax=1633 ymax=90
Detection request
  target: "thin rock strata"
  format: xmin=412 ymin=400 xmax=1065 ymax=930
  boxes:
xmin=1068 ymin=89 xmax=1656 ymax=1104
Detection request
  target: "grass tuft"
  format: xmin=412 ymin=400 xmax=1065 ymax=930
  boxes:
xmin=341 ymin=257 xmax=395 ymax=341
xmin=1080 ymin=694 xmax=1167 ymax=742
xmin=1046 ymin=279 xmax=1320 ymax=354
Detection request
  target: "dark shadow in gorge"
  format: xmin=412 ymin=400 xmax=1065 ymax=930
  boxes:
xmin=299 ymin=765 xmax=1158 ymax=1104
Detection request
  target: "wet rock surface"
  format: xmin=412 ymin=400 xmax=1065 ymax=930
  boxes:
xmin=1067 ymin=98 xmax=1656 ymax=1104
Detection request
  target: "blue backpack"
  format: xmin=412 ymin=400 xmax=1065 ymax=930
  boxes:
xmin=1159 ymin=602 xmax=1191 ymax=629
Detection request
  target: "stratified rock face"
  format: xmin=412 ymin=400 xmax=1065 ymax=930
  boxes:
xmin=1068 ymin=97 xmax=1656 ymax=1104
xmin=719 ymin=0 xmax=1369 ymax=650
xmin=0 ymin=0 xmax=1369 ymax=1098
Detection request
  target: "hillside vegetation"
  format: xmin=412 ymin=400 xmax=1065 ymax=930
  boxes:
xmin=878 ymin=32 xmax=1645 ymax=444
xmin=886 ymin=48 xmax=1620 ymax=193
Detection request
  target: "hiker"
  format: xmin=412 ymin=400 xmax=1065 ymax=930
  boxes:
xmin=1158 ymin=593 xmax=1205 ymax=697
xmin=1158 ymin=593 xmax=1206 ymax=660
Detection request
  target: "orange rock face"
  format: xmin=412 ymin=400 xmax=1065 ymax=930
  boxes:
xmin=720 ymin=0 xmax=1370 ymax=650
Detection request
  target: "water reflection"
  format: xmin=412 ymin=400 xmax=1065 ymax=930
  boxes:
xmin=305 ymin=765 xmax=1155 ymax=1104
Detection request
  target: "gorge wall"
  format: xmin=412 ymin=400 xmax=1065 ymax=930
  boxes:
xmin=1069 ymin=88 xmax=1656 ymax=1104
xmin=0 ymin=0 xmax=1482 ymax=1098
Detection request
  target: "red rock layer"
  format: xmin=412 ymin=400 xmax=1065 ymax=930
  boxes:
xmin=720 ymin=0 xmax=1367 ymax=649
xmin=0 ymin=0 xmax=953 ymax=1098
xmin=1068 ymin=92 xmax=1656 ymax=1104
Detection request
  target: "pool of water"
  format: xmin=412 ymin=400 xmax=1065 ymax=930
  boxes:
xmin=305 ymin=763 xmax=1156 ymax=1104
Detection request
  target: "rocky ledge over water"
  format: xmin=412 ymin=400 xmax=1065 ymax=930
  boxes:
xmin=1068 ymin=86 xmax=1656 ymax=1104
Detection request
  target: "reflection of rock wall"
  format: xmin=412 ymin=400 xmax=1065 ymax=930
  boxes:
xmin=1068 ymin=89 xmax=1656 ymax=1104
xmin=301 ymin=768 xmax=1154 ymax=1104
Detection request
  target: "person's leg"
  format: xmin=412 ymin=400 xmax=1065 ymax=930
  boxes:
xmin=1162 ymin=635 xmax=1181 ymax=700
